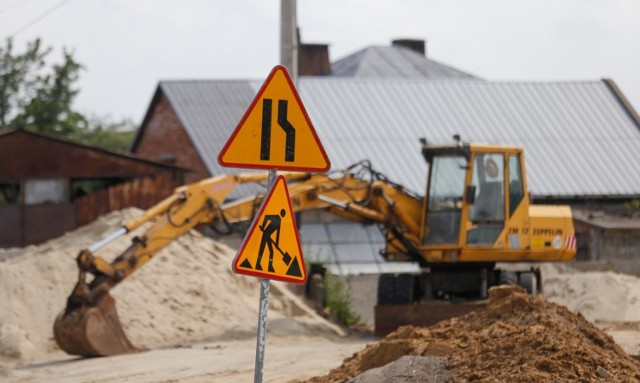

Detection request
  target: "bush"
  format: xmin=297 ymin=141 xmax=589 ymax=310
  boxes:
xmin=625 ymin=199 xmax=640 ymax=210
xmin=323 ymin=273 xmax=361 ymax=326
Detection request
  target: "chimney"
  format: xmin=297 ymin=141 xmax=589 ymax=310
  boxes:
xmin=298 ymin=43 xmax=331 ymax=76
xmin=392 ymin=38 xmax=426 ymax=57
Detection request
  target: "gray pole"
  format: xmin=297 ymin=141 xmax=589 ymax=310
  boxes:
xmin=280 ymin=0 xmax=298 ymax=83
xmin=254 ymin=2 xmax=298 ymax=380
xmin=253 ymin=170 xmax=277 ymax=383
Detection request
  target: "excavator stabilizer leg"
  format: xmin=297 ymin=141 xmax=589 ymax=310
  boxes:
xmin=53 ymin=293 xmax=139 ymax=357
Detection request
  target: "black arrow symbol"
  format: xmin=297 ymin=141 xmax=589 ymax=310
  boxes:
xmin=260 ymin=98 xmax=296 ymax=162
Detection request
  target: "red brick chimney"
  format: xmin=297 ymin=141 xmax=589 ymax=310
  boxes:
xmin=298 ymin=43 xmax=331 ymax=76
xmin=392 ymin=38 xmax=426 ymax=57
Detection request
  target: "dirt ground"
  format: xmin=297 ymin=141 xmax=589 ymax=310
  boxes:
xmin=302 ymin=286 xmax=640 ymax=383
xmin=4 ymin=335 xmax=371 ymax=383
xmin=6 ymin=286 xmax=640 ymax=383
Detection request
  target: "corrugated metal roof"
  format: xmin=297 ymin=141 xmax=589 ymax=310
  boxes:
xmin=160 ymin=78 xmax=640 ymax=199
xmin=331 ymin=46 xmax=481 ymax=80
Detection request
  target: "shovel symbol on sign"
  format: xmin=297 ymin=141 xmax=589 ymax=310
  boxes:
xmin=240 ymin=209 xmax=302 ymax=278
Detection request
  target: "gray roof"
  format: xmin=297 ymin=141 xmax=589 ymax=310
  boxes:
xmin=160 ymin=78 xmax=640 ymax=199
xmin=331 ymin=45 xmax=481 ymax=80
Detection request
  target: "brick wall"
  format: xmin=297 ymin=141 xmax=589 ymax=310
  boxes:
xmin=299 ymin=43 xmax=330 ymax=76
xmin=134 ymin=94 xmax=210 ymax=184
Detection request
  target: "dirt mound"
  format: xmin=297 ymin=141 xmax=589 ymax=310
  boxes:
xmin=0 ymin=208 xmax=341 ymax=368
xmin=304 ymin=286 xmax=640 ymax=382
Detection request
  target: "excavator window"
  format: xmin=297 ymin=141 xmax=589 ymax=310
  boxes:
xmin=423 ymin=155 xmax=466 ymax=245
xmin=508 ymin=155 xmax=524 ymax=216
xmin=467 ymin=153 xmax=505 ymax=245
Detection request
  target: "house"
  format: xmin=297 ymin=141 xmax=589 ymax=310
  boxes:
xmin=129 ymin=39 xmax=640 ymax=266
xmin=0 ymin=129 xmax=187 ymax=247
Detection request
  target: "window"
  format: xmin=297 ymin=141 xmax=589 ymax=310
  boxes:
xmin=24 ymin=179 xmax=69 ymax=205
xmin=426 ymin=156 xmax=467 ymax=212
xmin=424 ymin=155 xmax=467 ymax=245
xmin=508 ymin=155 xmax=524 ymax=216
xmin=466 ymin=153 xmax=505 ymax=245
xmin=468 ymin=153 xmax=505 ymax=222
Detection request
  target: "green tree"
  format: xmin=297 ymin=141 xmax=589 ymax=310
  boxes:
xmin=12 ymin=49 xmax=88 ymax=136
xmin=0 ymin=38 xmax=48 ymax=127
xmin=0 ymin=37 xmax=87 ymax=135
xmin=75 ymin=117 xmax=136 ymax=152
xmin=0 ymin=37 xmax=136 ymax=152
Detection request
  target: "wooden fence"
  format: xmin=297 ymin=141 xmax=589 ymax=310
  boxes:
xmin=73 ymin=173 xmax=183 ymax=226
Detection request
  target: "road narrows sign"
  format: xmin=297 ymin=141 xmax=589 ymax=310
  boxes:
xmin=218 ymin=65 xmax=330 ymax=172
xmin=232 ymin=175 xmax=307 ymax=284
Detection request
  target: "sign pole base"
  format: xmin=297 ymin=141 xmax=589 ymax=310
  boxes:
xmin=254 ymin=277 xmax=270 ymax=383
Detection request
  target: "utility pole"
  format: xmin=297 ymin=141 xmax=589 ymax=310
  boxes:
xmin=280 ymin=0 xmax=298 ymax=84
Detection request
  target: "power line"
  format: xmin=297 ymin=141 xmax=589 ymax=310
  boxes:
xmin=9 ymin=0 xmax=73 ymax=38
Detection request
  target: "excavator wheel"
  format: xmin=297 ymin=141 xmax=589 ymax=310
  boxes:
xmin=53 ymin=293 xmax=140 ymax=357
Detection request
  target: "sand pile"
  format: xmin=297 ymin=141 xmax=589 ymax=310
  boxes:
xmin=0 ymin=208 xmax=340 ymax=367
xmin=304 ymin=285 xmax=640 ymax=383
xmin=541 ymin=263 xmax=640 ymax=322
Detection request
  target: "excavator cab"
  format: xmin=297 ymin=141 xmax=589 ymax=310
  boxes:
xmin=380 ymin=140 xmax=574 ymax=308
xmin=419 ymin=141 xmax=542 ymax=262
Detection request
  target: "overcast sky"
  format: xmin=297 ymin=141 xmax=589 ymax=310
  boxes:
xmin=1 ymin=0 xmax=638 ymax=124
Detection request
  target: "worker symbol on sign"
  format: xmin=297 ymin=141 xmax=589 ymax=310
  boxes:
xmin=233 ymin=176 xmax=307 ymax=284
xmin=256 ymin=209 xmax=290 ymax=273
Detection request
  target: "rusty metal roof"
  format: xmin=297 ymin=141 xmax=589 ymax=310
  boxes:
xmin=158 ymin=77 xmax=640 ymax=199
xmin=0 ymin=129 xmax=188 ymax=180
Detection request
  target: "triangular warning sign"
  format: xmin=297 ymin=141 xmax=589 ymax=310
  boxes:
xmin=232 ymin=175 xmax=307 ymax=284
xmin=218 ymin=65 xmax=330 ymax=172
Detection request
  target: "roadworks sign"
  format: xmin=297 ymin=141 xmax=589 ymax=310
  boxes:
xmin=232 ymin=175 xmax=307 ymax=284
xmin=218 ymin=65 xmax=330 ymax=172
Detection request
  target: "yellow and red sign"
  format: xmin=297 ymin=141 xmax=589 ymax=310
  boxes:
xmin=232 ymin=176 xmax=307 ymax=284
xmin=218 ymin=65 xmax=330 ymax=172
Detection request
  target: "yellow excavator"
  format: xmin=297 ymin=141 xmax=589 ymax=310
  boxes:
xmin=54 ymin=139 xmax=576 ymax=356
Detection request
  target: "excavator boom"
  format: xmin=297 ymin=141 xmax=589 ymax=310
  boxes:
xmin=53 ymin=171 xmax=275 ymax=357
xmin=54 ymin=162 xmax=421 ymax=356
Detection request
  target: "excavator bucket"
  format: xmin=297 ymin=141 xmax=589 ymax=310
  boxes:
xmin=53 ymin=293 xmax=139 ymax=357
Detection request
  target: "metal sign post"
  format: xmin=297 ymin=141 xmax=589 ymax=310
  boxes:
xmin=219 ymin=63 xmax=328 ymax=382
xmin=253 ymin=170 xmax=276 ymax=383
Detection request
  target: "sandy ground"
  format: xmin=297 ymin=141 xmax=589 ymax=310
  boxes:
xmin=5 ymin=335 xmax=372 ymax=383
xmin=2 ymin=208 xmax=640 ymax=382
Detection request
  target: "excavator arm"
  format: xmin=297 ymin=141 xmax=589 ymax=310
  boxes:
xmin=54 ymin=161 xmax=423 ymax=357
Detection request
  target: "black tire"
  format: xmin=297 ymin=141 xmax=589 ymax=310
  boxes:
xmin=395 ymin=274 xmax=415 ymax=304
xmin=518 ymin=272 xmax=536 ymax=295
xmin=498 ymin=270 xmax=517 ymax=286
xmin=377 ymin=273 xmax=395 ymax=305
